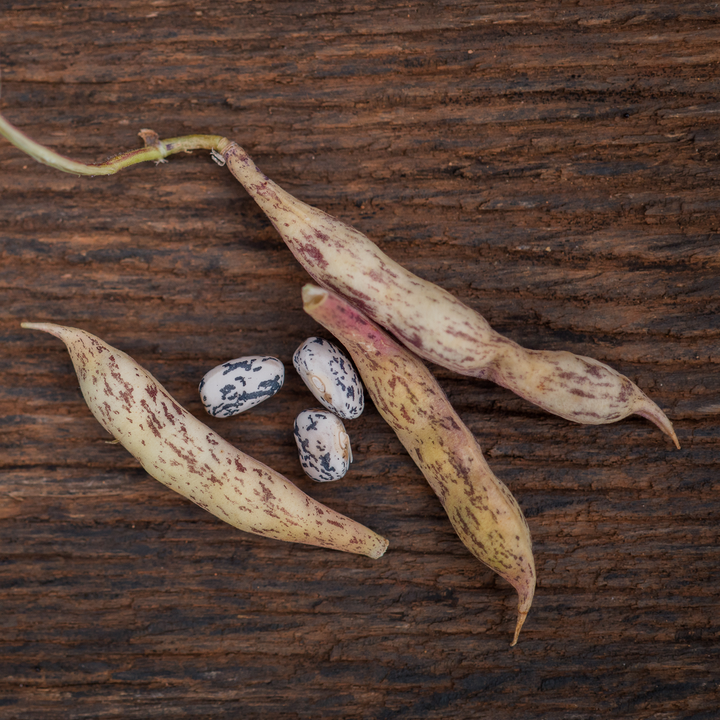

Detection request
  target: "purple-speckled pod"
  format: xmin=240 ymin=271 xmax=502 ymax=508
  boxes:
xmin=200 ymin=356 xmax=284 ymax=418
xmin=21 ymin=321 xmax=388 ymax=559
xmin=293 ymin=337 xmax=364 ymax=420
xmin=222 ymin=142 xmax=678 ymax=449
xmin=0 ymin=116 xmax=677 ymax=445
xmin=302 ymin=284 xmax=535 ymax=645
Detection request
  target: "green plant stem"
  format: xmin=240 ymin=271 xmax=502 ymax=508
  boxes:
xmin=0 ymin=112 xmax=230 ymax=175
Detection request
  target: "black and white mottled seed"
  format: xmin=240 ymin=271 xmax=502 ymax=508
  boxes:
xmin=293 ymin=337 xmax=364 ymax=419
xmin=294 ymin=409 xmax=353 ymax=482
xmin=199 ymin=356 xmax=284 ymax=418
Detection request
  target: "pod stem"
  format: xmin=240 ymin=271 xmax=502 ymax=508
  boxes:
xmin=0 ymin=112 xmax=231 ymax=176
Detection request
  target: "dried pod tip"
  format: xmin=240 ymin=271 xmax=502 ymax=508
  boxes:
xmin=21 ymin=321 xmax=66 ymax=338
xmin=511 ymin=611 xmax=528 ymax=647
xmin=635 ymin=397 xmax=680 ymax=450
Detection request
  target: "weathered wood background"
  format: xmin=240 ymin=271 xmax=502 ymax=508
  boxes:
xmin=1 ymin=2 xmax=718 ymax=718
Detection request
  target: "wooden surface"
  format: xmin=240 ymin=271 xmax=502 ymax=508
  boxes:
xmin=1 ymin=2 xmax=718 ymax=718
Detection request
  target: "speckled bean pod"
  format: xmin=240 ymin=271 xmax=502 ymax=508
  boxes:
xmin=301 ymin=284 xmax=535 ymax=645
xmin=21 ymin=322 xmax=389 ymax=559
xmin=221 ymin=143 xmax=678 ymax=449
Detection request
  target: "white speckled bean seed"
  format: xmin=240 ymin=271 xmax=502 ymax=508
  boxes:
xmin=294 ymin=409 xmax=353 ymax=482
xmin=199 ymin=356 xmax=284 ymax=418
xmin=293 ymin=337 xmax=364 ymax=420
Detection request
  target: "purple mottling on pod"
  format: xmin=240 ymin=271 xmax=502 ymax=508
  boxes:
xmin=221 ymin=143 xmax=678 ymax=449
xmin=0 ymin=116 xmax=676 ymax=447
xmin=301 ymin=284 xmax=535 ymax=645
xmin=21 ymin=322 xmax=388 ymax=559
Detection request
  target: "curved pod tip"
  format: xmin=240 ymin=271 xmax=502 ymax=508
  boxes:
xmin=22 ymin=321 xmax=67 ymax=336
xmin=511 ymin=610 xmax=529 ymax=647
xmin=635 ymin=399 xmax=680 ymax=450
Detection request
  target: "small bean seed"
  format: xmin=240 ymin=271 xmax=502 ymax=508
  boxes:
xmin=200 ymin=356 xmax=284 ymax=418
xmin=293 ymin=337 xmax=364 ymax=420
xmin=294 ymin=409 xmax=353 ymax=482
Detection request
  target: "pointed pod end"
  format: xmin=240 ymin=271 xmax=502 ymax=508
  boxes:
xmin=21 ymin=322 xmax=89 ymax=356
xmin=510 ymin=609 xmax=528 ymax=647
xmin=21 ymin=321 xmax=67 ymax=339
xmin=635 ymin=396 xmax=680 ymax=449
xmin=510 ymin=578 xmax=535 ymax=647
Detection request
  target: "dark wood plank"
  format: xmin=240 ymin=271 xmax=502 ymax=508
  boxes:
xmin=1 ymin=2 xmax=718 ymax=718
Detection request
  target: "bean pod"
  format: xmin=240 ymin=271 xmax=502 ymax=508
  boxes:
xmin=221 ymin=143 xmax=678 ymax=448
xmin=21 ymin=322 xmax=388 ymax=559
xmin=0 ymin=116 xmax=678 ymax=444
xmin=301 ymin=284 xmax=535 ymax=644
xmin=0 ymin=115 xmax=677 ymax=445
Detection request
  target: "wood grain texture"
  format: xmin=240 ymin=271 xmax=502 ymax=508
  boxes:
xmin=0 ymin=2 xmax=718 ymax=718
